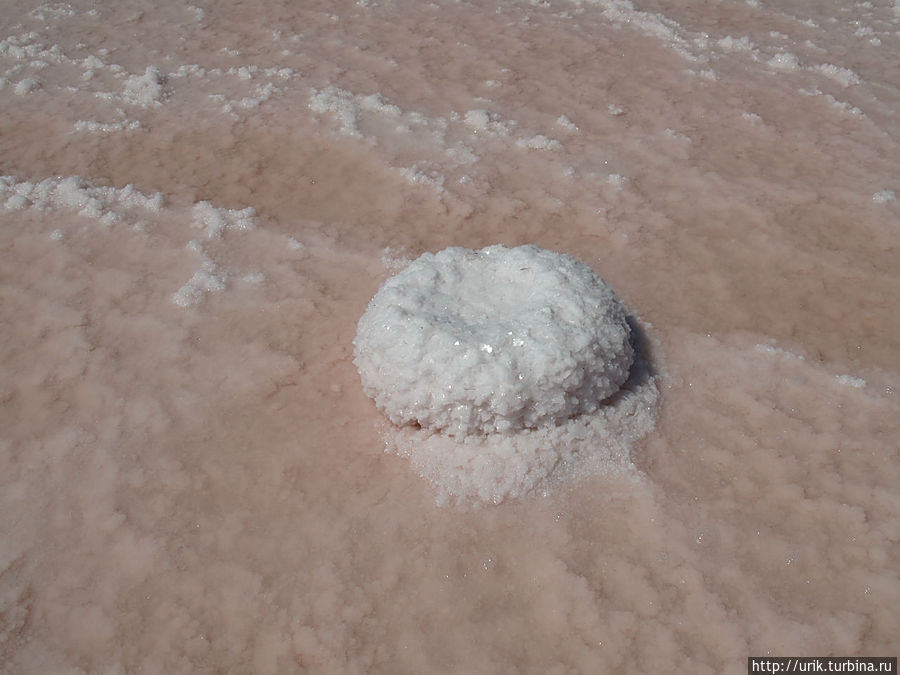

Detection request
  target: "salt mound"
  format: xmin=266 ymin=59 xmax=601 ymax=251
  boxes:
xmin=354 ymin=245 xmax=633 ymax=436
xmin=354 ymin=244 xmax=657 ymax=504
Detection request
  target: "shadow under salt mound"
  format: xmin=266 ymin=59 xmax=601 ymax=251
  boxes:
xmin=604 ymin=315 xmax=658 ymax=404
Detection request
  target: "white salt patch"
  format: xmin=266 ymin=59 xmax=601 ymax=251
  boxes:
xmin=172 ymin=269 xmax=225 ymax=307
xmin=872 ymin=190 xmax=896 ymax=203
xmin=574 ymin=0 xmax=695 ymax=61
xmin=172 ymin=241 xmax=225 ymax=307
xmin=241 ymin=272 xmax=266 ymax=284
xmin=238 ymin=82 xmax=277 ymax=109
xmin=0 ymin=178 xmax=257 ymax=311
xmin=30 ymin=3 xmax=75 ymax=20
xmin=309 ymin=87 xmax=362 ymax=137
xmin=463 ymin=109 xmax=491 ymax=131
xmin=836 ymin=374 xmax=866 ymax=388
xmin=355 ymin=245 xmax=654 ymax=503
xmin=122 ymin=66 xmax=166 ymax=106
xmin=191 ymin=201 xmax=256 ymax=239
xmin=231 ymin=66 xmax=254 ymax=80
xmin=81 ymin=55 xmax=105 ymax=70
xmin=768 ymin=52 xmax=800 ymax=71
xmin=171 ymin=64 xmax=205 ymax=78
xmin=359 ymin=93 xmax=400 ymax=116
xmin=113 ymin=183 xmax=163 ymax=212
xmin=309 ymin=87 xmax=429 ymax=140
xmin=797 ymin=87 xmax=863 ymax=115
xmin=463 ymin=109 xmax=513 ymax=135
xmin=824 ymin=95 xmax=863 ymax=115
xmin=0 ymin=175 xmax=162 ymax=220
xmin=445 ymin=143 xmax=479 ymax=165
xmin=99 ymin=211 xmax=120 ymax=227
xmin=73 ymin=120 xmax=142 ymax=133
xmin=398 ymin=165 xmax=445 ymax=191
xmin=692 ymin=69 xmax=718 ymax=81
xmin=285 ymin=236 xmax=304 ymax=250
xmin=717 ymin=35 xmax=755 ymax=52
xmin=754 ymin=342 xmax=805 ymax=360
xmin=515 ymin=134 xmax=561 ymax=150
xmin=379 ymin=246 xmax=410 ymax=272
xmin=813 ymin=63 xmax=861 ymax=86
xmin=663 ymin=128 xmax=691 ymax=143
xmin=14 ymin=77 xmax=40 ymax=95
xmin=556 ymin=114 xmax=578 ymax=131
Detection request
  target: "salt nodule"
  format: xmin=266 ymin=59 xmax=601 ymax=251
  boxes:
xmin=354 ymin=244 xmax=658 ymax=504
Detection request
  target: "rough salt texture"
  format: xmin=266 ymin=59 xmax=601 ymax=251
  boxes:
xmin=2 ymin=0 xmax=899 ymax=671
xmin=387 ymin=346 xmax=658 ymax=505
xmin=354 ymin=245 xmax=633 ymax=437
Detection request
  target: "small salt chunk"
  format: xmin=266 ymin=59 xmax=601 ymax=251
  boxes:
xmin=14 ymin=77 xmax=40 ymax=95
xmin=241 ymin=272 xmax=266 ymax=284
xmin=555 ymin=115 xmax=578 ymax=131
xmin=813 ymin=63 xmax=860 ymax=86
xmin=515 ymin=135 xmax=561 ymax=150
xmin=122 ymin=66 xmax=166 ymax=106
xmin=768 ymin=53 xmax=800 ymax=71
xmin=835 ymin=374 xmax=866 ymax=388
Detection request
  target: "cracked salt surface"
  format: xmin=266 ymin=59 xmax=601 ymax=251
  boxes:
xmin=1 ymin=0 xmax=899 ymax=671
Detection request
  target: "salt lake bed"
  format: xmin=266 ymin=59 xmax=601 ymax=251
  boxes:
xmin=1 ymin=0 xmax=899 ymax=672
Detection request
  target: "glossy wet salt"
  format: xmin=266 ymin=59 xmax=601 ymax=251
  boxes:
xmin=1 ymin=0 xmax=898 ymax=672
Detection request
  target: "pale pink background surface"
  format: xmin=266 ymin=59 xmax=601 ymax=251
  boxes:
xmin=1 ymin=0 xmax=898 ymax=672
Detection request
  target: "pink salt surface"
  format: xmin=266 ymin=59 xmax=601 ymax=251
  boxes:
xmin=1 ymin=0 xmax=898 ymax=672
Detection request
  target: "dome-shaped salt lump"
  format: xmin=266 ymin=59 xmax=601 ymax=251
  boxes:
xmin=354 ymin=245 xmax=634 ymax=438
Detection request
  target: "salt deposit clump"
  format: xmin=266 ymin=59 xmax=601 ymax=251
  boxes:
xmin=354 ymin=245 xmax=633 ymax=437
xmin=354 ymin=245 xmax=657 ymax=504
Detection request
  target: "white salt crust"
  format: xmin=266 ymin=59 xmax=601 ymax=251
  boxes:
xmin=0 ymin=174 xmax=255 ymax=308
xmin=354 ymin=245 xmax=656 ymax=504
